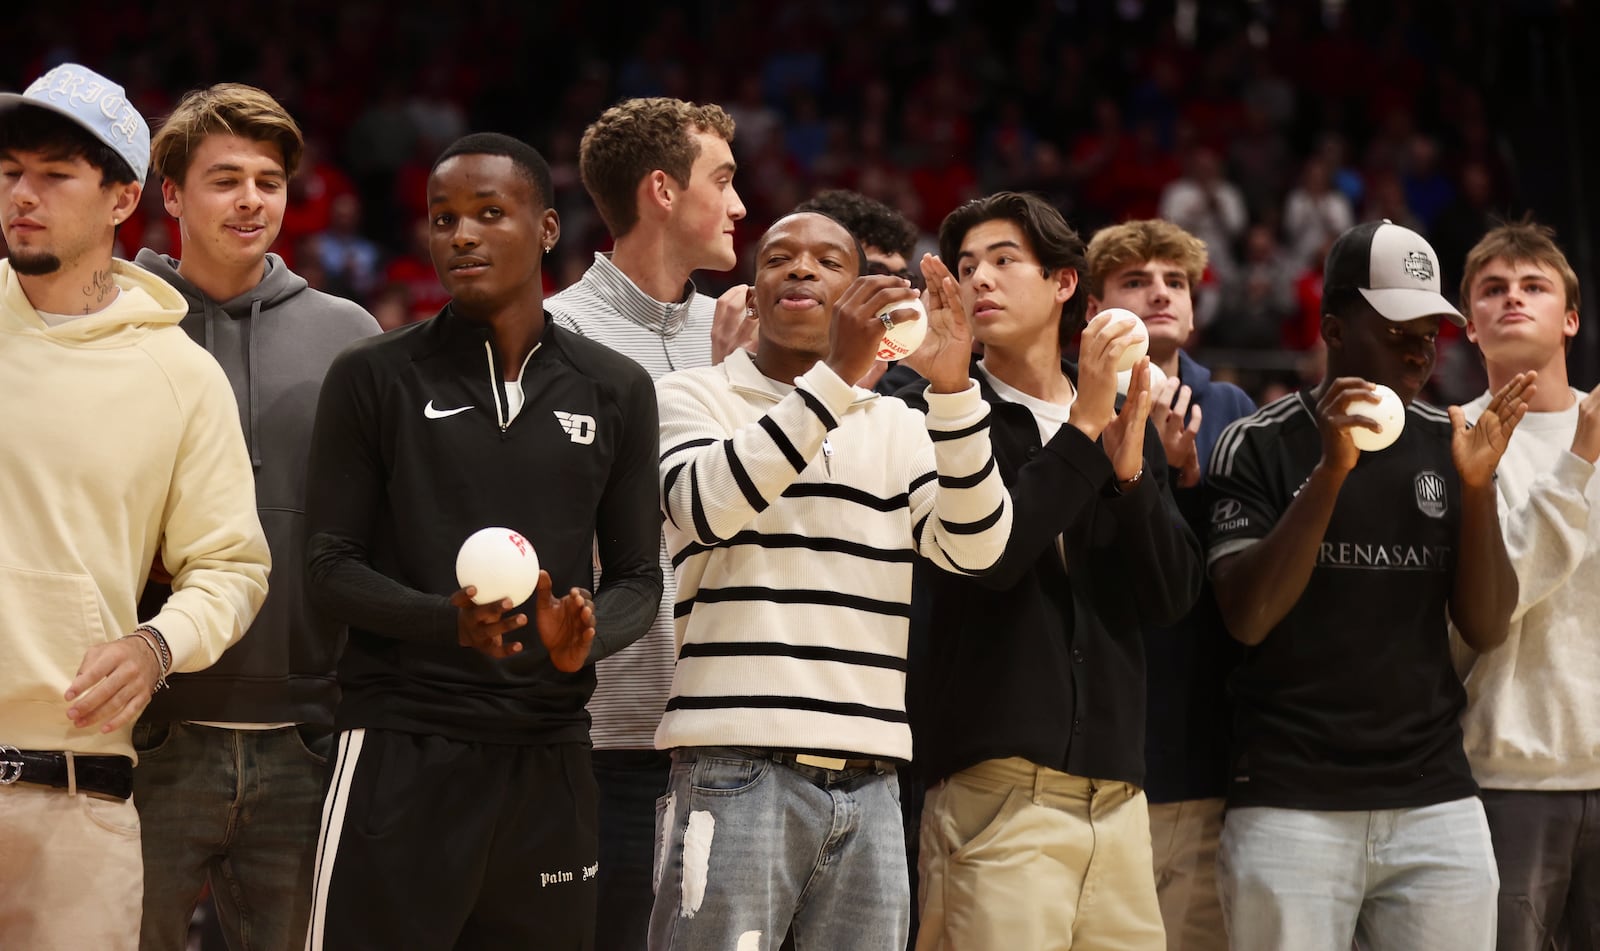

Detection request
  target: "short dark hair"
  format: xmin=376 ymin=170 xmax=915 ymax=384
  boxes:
xmin=0 ymin=103 xmax=138 ymax=185
xmin=431 ymin=132 xmax=552 ymax=209
xmin=756 ymin=211 xmax=869 ymax=276
xmin=939 ymin=191 xmax=1088 ymax=340
xmin=796 ymin=189 xmax=918 ymax=260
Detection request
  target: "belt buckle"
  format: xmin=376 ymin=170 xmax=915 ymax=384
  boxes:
xmin=794 ymin=754 xmax=848 ymax=771
xmin=0 ymin=746 xmax=23 ymax=785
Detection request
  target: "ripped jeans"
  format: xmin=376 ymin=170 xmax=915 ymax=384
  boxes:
xmin=647 ymin=746 xmax=908 ymax=951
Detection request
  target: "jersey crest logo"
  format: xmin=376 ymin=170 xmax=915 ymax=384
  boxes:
xmin=554 ymin=411 xmax=596 ymax=445
xmin=1414 ymin=470 xmax=1447 ymax=518
xmin=1402 ymin=250 xmax=1435 ymax=282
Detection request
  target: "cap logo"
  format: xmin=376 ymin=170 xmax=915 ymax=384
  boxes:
xmin=6 ymin=63 xmax=149 ymax=175
xmin=1402 ymin=250 xmax=1435 ymax=282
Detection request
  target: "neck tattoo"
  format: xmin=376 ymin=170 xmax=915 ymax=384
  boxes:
xmin=82 ymin=267 xmax=116 ymax=310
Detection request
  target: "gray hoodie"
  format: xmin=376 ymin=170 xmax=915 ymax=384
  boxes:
xmin=135 ymin=249 xmax=381 ymax=727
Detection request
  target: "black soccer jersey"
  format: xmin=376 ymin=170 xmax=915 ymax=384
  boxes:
xmin=1205 ymin=390 xmax=1478 ymax=810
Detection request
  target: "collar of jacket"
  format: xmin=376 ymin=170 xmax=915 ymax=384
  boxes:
xmin=417 ymin=303 xmax=562 ymax=363
xmin=969 ymin=353 xmax=1084 ymax=405
xmin=721 ymin=348 xmax=881 ymax=407
xmin=1176 ymin=349 xmax=1214 ymax=396
xmin=578 ymin=252 xmax=700 ymax=337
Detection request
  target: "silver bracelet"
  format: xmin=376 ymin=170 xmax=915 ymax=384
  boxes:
xmin=125 ymin=631 xmax=161 ymax=667
xmin=129 ymin=624 xmax=172 ymax=690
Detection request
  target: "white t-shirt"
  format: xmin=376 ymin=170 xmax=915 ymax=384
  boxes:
xmin=978 ymin=360 xmax=1075 ymax=442
xmin=505 ymin=380 xmax=525 ymax=422
xmin=35 ymin=308 xmax=86 ymax=327
xmin=34 ymin=288 xmax=122 ymax=326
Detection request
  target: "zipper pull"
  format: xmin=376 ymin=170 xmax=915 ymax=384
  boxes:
xmin=822 ymin=437 xmax=833 ymax=477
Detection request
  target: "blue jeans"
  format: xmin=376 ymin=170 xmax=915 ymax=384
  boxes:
xmin=649 ymin=747 xmax=908 ymax=951
xmin=132 ymin=721 xmax=331 ymax=951
xmin=1218 ymin=797 xmax=1499 ymax=951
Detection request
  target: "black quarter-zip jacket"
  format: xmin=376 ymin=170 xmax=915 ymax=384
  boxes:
xmin=305 ymin=306 xmax=662 ymax=744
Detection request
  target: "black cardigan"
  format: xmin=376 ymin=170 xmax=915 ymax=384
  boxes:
xmin=900 ymin=359 xmax=1202 ymax=787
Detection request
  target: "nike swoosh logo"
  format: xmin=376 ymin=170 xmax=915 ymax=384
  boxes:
xmin=424 ymin=400 xmax=474 ymax=419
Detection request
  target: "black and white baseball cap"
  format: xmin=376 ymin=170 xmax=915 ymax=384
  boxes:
xmin=1324 ymin=219 xmax=1464 ymax=327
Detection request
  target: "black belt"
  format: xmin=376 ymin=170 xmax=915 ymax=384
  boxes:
xmin=766 ymin=750 xmax=879 ymax=771
xmin=0 ymin=746 xmax=134 ymax=800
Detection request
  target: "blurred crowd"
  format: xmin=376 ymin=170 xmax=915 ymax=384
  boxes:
xmin=4 ymin=0 xmax=1574 ymax=403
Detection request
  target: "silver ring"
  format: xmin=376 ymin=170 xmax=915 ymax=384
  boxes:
xmin=878 ymin=310 xmax=896 ymax=331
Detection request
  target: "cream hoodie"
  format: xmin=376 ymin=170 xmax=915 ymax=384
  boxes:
xmin=0 ymin=259 xmax=270 ymax=759
xmin=1455 ymin=389 xmax=1600 ymax=790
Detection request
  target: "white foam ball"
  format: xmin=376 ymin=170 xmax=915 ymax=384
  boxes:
xmin=1116 ymin=361 xmax=1168 ymax=396
xmin=1097 ymin=307 xmax=1149 ymax=372
xmin=455 ymin=527 xmax=541 ymax=606
xmin=1349 ymin=384 xmax=1406 ymax=452
xmin=875 ymin=297 xmax=928 ymax=361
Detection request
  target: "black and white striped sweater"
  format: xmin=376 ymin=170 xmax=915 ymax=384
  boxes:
xmin=655 ymin=349 xmax=1011 ymax=760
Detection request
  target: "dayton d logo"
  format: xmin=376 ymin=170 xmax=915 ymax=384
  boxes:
xmin=553 ymin=411 xmax=596 ymax=445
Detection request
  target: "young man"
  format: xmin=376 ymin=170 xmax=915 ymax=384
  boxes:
xmin=544 ymin=97 xmax=744 ymax=951
xmin=906 ymin=193 xmax=1202 ymax=950
xmin=130 ymin=83 xmax=380 ymax=951
xmin=649 ymin=211 xmax=1012 ymax=949
xmin=795 ymin=188 xmax=925 ymax=394
xmin=796 ymin=188 xmax=920 ymax=282
xmin=303 ymin=133 xmax=662 ymax=948
xmin=1086 ymin=218 xmax=1255 ymax=951
xmin=0 ymin=64 xmax=270 ymax=950
xmin=1457 ymin=220 xmax=1600 ymax=951
xmin=1207 ymin=220 xmax=1529 ymax=951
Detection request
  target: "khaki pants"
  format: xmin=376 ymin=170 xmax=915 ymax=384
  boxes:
xmin=0 ymin=782 xmax=143 ymax=950
xmin=1149 ymin=798 xmax=1227 ymax=951
xmin=917 ymin=757 xmax=1165 ymax=951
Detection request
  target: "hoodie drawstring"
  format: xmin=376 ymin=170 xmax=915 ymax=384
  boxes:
xmin=246 ymin=299 xmax=261 ymax=467
xmin=200 ymin=296 xmax=259 ymax=464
